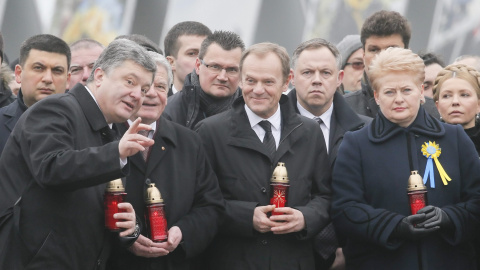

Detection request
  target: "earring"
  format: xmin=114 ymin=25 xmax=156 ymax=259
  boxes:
xmin=440 ymin=116 xmax=443 ymax=122
xmin=476 ymin=113 xmax=480 ymax=122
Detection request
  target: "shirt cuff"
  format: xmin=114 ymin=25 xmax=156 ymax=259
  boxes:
xmin=120 ymin=157 xmax=128 ymax=168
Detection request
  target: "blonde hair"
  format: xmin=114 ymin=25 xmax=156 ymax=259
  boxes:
xmin=432 ymin=64 xmax=480 ymax=102
xmin=367 ymin=47 xmax=425 ymax=92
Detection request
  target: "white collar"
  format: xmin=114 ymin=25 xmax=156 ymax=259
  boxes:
xmin=245 ymin=104 xmax=281 ymax=131
xmin=297 ymin=101 xmax=334 ymax=130
xmin=127 ymin=119 xmax=157 ymax=132
xmin=171 ymin=84 xmax=178 ymax=95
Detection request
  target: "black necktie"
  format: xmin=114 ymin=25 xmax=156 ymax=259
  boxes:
xmin=258 ymin=120 xmax=276 ymax=157
xmin=314 ymin=117 xmax=323 ymax=126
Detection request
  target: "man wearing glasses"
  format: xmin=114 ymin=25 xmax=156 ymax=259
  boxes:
xmin=337 ymin=35 xmax=364 ymax=94
xmin=164 ymin=30 xmax=245 ymax=129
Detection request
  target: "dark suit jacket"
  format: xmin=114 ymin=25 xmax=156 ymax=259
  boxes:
xmin=0 ymin=84 xmax=130 ymax=270
xmin=196 ymin=95 xmax=332 ymax=270
xmin=108 ymin=117 xmax=224 ymax=270
xmin=0 ymin=89 xmax=28 ymax=155
xmin=287 ymin=89 xmax=371 ymax=167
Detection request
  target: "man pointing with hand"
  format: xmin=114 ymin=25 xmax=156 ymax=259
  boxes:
xmin=0 ymin=38 xmax=156 ymax=270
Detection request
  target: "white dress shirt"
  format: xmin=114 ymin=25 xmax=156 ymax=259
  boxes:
xmin=297 ymin=101 xmax=333 ymax=153
xmin=245 ymin=104 xmax=281 ymax=149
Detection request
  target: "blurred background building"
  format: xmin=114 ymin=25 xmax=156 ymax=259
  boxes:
xmin=1 ymin=0 xmax=479 ymax=64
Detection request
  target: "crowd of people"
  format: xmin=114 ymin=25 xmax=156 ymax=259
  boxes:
xmin=0 ymin=9 xmax=479 ymax=270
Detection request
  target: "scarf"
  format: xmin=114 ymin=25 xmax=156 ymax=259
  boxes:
xmin=189 ymin=71 xmax=239 ymax=117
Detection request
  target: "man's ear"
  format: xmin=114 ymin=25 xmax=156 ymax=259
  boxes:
xmin=194 ymin=58 xmax=201 ymax=75
xmin=284 ymin=69 xmax=293 ymax=92
xmin=93 ymin=67 xmax=105 ymax=87
xmin=166 ymin=56 xmax=176 ymax=72
xmin=15 ymin=64 xmax=22 ymax=84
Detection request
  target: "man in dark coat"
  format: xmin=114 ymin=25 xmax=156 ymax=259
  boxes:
xmin=164 ymin=30 xmax=244 ymax=129
xmin=197 ymin=42 xmax=332 ymax=270
xmin=108 ymin=52 xmax=224 ymax=270
xmin=343 ymin=10 xmax=440 ymax=119
xmin=0 ymin=34 xmax=71 ymax=155
xmin=288 ymin=38 xmax=371 ymax=270
xmin=0 ymin=39 xmax=156 ymax=269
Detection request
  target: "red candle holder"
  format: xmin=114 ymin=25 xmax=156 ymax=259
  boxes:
xmin=407 ymin=171 xmax=428 ymax=214
xmin=104 ymin=179 xmax=126 ymax=231
xmin=269 ymin=162 xmax=289 ymax=216
xmin=145 ymin=183 xmax=168 ymax=242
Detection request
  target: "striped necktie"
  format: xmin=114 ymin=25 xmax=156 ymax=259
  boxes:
xmin=138 ymin=130 xmax=151 ymax=161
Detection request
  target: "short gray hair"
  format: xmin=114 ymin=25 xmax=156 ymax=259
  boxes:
xmin=147 ymin=51 xmax=173 ymax=86
xmin=86 ymin=39 xmax=156 ymax=83
xmin=292 ymin=38 xmax=341 ymax=70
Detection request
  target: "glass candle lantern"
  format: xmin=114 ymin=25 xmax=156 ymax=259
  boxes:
xmin=145 ymin=183 xmax=168 ymax=242
xmin=104 ymin=179 xmax=126 ymax=231
xmin=269 ymin=162 xmax=290 ymax=216
xmin=407 ymin=170 xmax=428 ymax=215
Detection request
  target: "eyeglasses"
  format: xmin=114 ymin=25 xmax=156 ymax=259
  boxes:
xmin=344 ymin=62 xmax=365 ymax=70
xmin=200 ymin=60 xmax=239 ymax=76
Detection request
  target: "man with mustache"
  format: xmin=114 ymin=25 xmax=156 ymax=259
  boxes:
xmin=164 ymin=30 xmax=244 ymax=129
xmin=0 ymin=34 xmax=70 ymax=154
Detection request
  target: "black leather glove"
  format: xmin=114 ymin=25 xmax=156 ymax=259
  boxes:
xmin=392 ymin=214 xmax=439 ymax=241
xmin=416 ymin=205 xmax=453 ymax=230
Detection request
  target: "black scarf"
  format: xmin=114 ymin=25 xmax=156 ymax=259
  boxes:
xmin=464 ymin=123 xmax=480 ymax=156
xmin=189 ymin=72 xmax=239 ymax=117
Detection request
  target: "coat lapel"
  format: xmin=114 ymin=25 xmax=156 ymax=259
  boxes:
xmin=227 ymin=95 xmax=304 ymax=163
xmin=276 ymin=96 xmax=304 ymax=164
xmin=69 ymin=84 xmax=109 ymax=133
xmin=227 ymin=99 xmax=273 ymax=160
xmin=145 ymin=117 xmax=176 ymax=177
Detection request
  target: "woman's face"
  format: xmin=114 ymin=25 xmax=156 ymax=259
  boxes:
xmin=435 ymin=77 xmax=480 ymax=129
xmin=374 ymin=72 xmax=424 ymax=128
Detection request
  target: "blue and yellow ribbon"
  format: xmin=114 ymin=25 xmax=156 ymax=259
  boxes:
xmin=421 ymin=141 xmax=451 ymax=188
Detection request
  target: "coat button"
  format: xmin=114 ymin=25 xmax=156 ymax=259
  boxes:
xmin=260 ymin=187 xmax=266 ymax=193
xmin=261 ymin=239 xmax=268 ymax=245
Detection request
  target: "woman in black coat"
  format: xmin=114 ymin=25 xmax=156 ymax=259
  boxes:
xmin=433 ymin=64 xmax=480 ymax=269
xmin=433 ymin=64 xmax=480 ymax=155
xmin=331 ymin=48 xmax=480 ymax=270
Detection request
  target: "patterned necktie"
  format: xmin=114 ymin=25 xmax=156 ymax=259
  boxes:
xmin=138 ymin=130 xmax=151 ymax=161
xmin=258 ymin=120 xmax=276 ymax=157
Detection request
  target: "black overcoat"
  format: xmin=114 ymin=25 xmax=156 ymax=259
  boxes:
xmin=0 ymin=84 xmax=130 ymax=269
xmin=196 ymin=95 xmax=332 ymax=270
xmin=108 ymin=117 xmax=224 ymax=270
